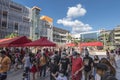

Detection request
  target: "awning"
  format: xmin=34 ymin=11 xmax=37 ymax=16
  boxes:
xmin=0 ymin=38 xmax=12 ymax=43
xmin=66 ymin=43 xmax=75 ymax=47
xmin=80 ymin=42 xmax=103 ymax=47
xmin=24 ymin=37 xmax=56 ymax=47
xmin=0 ymin=36 xmax=31 ymax=47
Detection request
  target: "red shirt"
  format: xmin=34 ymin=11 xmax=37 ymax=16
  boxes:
xmin=72 ymin=57 xmax=83 ymax=74
xmin=45 ymin=52 xmax=49 ymax=57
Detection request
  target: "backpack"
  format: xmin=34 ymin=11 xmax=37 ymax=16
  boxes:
xmin=40 ymin=56 xmax=47 ymax=66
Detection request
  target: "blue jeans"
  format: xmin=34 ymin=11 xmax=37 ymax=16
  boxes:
xmin=0 ymin=72 xmax=7 ymax=80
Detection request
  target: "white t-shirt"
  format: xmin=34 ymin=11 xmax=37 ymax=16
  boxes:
xmin=95 ymin=74 xmax=101 ymax=80
xmin=23 ymin=56 xmax=31 ymax=68
xmin=110 ymin=53 xmax=115 ymax=59
xmin=56 ymin=75 xmax=67 ymax=80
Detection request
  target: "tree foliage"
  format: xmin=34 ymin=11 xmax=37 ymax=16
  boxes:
xmin=67 ymin=35 xmax=72 ymax=42
xmin=73 ymin=39 xmax=80 ymax=46
xmin=82 ymin=39 xmax=97 ymax=42
xmin=5 ymin=33 xmax=18 ymax=38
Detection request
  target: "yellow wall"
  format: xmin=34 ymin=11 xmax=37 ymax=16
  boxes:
xmin=40 ymin=16 xmax=53 ymax=23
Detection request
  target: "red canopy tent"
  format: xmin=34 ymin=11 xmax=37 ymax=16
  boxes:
xmin=0 ymin=38 xmax=12 ymax=43
xmin=66 ymin=43 xmax=75 ymax=47
xmin=80 ymin=42 xmax=103 ymax=47
xmin=24 ymin=37 xmax=56 ymax=47
xmin=0 ymin=36 xmax=31 ymax=47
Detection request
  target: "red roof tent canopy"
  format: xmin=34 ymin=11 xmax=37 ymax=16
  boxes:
xmin=66 ymin=43 xmax=75 ymax=47
xmin=24 ymin=37 xmax=56 ymax=47
xmin=80 ymin=41 xmax=103 ymax=47
xmin=0 ymin=38 xmax=12 ymax=43
xmin=0 ymin=36 xmax=31 ymax=47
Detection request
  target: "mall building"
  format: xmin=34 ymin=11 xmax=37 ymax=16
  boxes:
xmin=0 ymin=0 xmax=31 ymax=38
xmin=53 ymin=27 xmax=69 ymax=44
xmin=113 ymin=25 xmax=120 ymax=46
xmin=80 ymin=31 xmax=100 ymax=42
xmin=0 ymin=0 xmax=69 ymax=44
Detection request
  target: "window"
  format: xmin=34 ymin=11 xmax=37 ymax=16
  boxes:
xmin=14 ymin=23 xmax=18 ymax=30
xmin=10 ymin=4 xmax=22 ymax=12
xmin=2 ymin=21 xmax=7 ymax=28
xmin=3 ymin=11 xmax=7 ymax=18
xmin=36 ymin=10 xmax=40 ymax=15
xmin=0 ymin=18 xmax=1 ymax=26
xmin=23 ymin=17 xmax=30 ymax=22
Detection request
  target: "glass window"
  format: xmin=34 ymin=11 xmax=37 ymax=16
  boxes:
xmin=10 ymin=4 xmax=22 ymax=12
xmin=2 ymin=21 xmax=7 ymax=28
xmin=14 ymin=23 xmax=18 ymax=30
xmin=3 ymin=11 xmax=7 ymax=18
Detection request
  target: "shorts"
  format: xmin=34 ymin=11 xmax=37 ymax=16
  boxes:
xmin=0 ymin=72 xmax=7 ymax=80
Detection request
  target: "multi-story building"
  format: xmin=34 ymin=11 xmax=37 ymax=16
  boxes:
xmin=113 ymin=25 xmax=120 ymax=45
xmin=80 ymin=31 xmax=100 ymax=42
xmin=40 ymin=16 xmax=53 ymax=41
xmin=0 ymin=0 xmax=69 ymax=44
xmin=0 ymin=0 xmax=31 ymax=38
xmin=53 ymin=27 xmax=69 ymax=44
xmin=99 ymin=30 xmax=111 ymax=42
xmin=30 ymin=6 xmax=41 ymax=40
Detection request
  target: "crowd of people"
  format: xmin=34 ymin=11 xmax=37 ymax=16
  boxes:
xmin=0 ymin=47 xmax=119 ymax=80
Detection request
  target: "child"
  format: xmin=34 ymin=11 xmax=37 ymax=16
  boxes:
xmin=30 ymin=61 xmax=37 ymax=80
xmin=14 ymin=57 xmax=19 ymax=71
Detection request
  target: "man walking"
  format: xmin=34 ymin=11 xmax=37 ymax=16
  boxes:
xmin=83 ymin=52 xmax=93 ymax=80
xmin=0 ymin=50 xmax=11 ymax=80
xmin=59 ymin=53 xmax=70 ymax=77
xmin=72 ymin=52 xmax=84 ymax=80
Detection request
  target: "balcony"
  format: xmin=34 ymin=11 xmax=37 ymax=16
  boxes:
xmin=114 ymin=32 xmax=120 ymax=35
xmin=114 ymin=37 xmax=120 ymax=39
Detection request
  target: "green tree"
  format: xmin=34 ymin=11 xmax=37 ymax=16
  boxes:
xmin=5 ymin=33 xmax=18 ymax=38
xmin=67 ymin=35 xmax=72 ymax=42
xmin=100 ymin=33 xmax=110 ymax=46
xmin=73 ymin=39 xmax=80 ymax=46
xmin=84 ymin=39 xmax=97 ymax=42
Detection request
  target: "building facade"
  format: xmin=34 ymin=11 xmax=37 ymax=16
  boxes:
xmin=53 ymin=27 xmax=69 ymax=44
xmin=0 ymin=0 xmax=31 ymax=38
xmin=99 ymin=30 xmax=111 ymax=42
xmin=30 ymin=6 xmax=41 ymax=40
xmin=39 ymin=19 xmax=53 ymax=41
xmin=40 ymin=16 xmax=53 ymax=41
xmin=113 ymin=25 xmax=120 ymax=45
xmin=80 ymin=31 xmax=100 ymax=42
xmin=0 ymin=0 xmax=69 ymax=44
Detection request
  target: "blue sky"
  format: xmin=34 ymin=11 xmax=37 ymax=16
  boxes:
xmin=13 ymin=0 xmax=120 ymax=33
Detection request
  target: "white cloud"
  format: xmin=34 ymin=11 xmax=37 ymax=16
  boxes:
xmin=57 ymin=18 xmax=92 ymax=33
xmin=57 ymin=4 xmax=92 ymax=33
xmin=67 ymin=4 xmax=86 ymax=18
